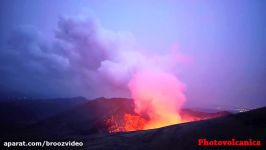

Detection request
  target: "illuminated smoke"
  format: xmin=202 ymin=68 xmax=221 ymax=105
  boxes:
xmin=2 ymin=16 xmax=189 ymax=130
xmin=128 ymin=69 xmax=186 ymax=129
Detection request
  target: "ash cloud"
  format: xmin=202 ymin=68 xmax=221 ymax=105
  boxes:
xmin=0 ymin=16 xmax=183 ymax=98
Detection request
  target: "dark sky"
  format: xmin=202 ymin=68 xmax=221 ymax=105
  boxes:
xmin=0 ymin=0 xmax=265 ymax=109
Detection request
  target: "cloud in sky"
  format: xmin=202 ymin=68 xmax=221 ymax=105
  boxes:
xmin=0 ymin=0 xmax=265 ymax=108
xmin=0 ymin=16 xmax=184 ymax=99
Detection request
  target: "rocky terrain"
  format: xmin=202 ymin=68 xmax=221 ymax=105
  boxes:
xmin=0 ymin=97 xmax=264 ymax=149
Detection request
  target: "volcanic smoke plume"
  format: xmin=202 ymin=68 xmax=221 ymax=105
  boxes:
xmin=1 ymin=15 xmax=189 ymax=130
xmin=128 ymin=70 xmax=186 ymax=129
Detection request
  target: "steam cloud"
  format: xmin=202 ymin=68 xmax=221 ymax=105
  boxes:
xmin=0 ymin=16 xmax=187 ymax=102
xmin=128 ymin=70 xmax=186 ymax=129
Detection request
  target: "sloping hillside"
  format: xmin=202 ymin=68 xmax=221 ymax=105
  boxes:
xmin=81 ymin=107 xmax=265 ymax=150
xmin=1 ymin=97 xmax=230 ymax=139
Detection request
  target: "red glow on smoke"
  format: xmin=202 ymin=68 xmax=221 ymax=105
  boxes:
xmin=104 ymin=47 xmax=199 ymax=133
xmin=128 ymin=70 xmax=186 ymax=129
xmin=106 ymin=69 xmax=193 ymax=133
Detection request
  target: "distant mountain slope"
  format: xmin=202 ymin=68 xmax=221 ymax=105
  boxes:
xmin=14 ymin=97 xmax=230 ymax=137
xmin=28 ymin=97 xmax=135 ymax=136
xmin=0 ymin=97 xmax=87 ymax=132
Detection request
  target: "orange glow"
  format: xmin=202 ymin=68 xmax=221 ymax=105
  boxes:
xmin=105 ymin=113 xmax=148 ymax=133
xmin=128 ymin=70 xmax=186 ymax=130
xmin=143 ymin=113 xmax=182 ymax=130
xmin=105 ymin=70 xmax=225 ymax=133
xmin=124 ymin=113 xmax=148 ymax=131
xmin=105 ymin=113 xmax=202 ymax=133
xmin=105 ymin=112 xmax=225 ymax=133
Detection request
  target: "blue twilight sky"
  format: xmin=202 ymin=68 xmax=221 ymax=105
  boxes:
xmin=0 ymin=0 xmax=265 ymax=109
